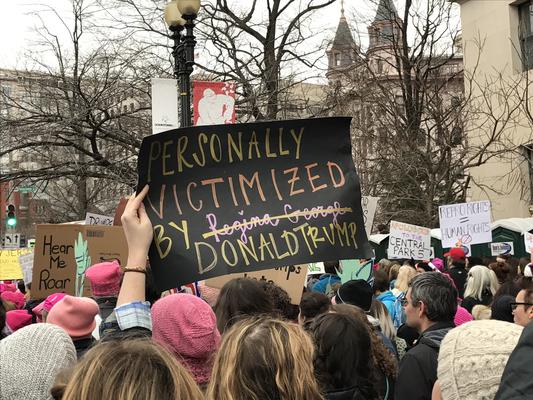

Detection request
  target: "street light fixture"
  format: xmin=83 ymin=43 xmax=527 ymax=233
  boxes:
xmin=164 ymin=0 xmax=201 ymax=128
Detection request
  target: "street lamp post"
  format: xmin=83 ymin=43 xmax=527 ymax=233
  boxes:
xmin=164 ymin=0 xmax=201 ymax=128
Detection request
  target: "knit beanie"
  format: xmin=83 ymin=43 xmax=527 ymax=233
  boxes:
xmin=454 ymin=305 xmax=473 ymax=326
xmin=333 ymin=279 xmax=373 ymax=311
xmin=1 ymin=291 xmax=25 ymax=309
xmin=430 ymin=258 xmax=444 ymax=272
xmin=32 ymin=292 xmax=67 ymax=318
xmin=152 ymin=293 xmax=221 ymax=386
xmin=0 ymin=323 xmax=76 ymax=400
xmin=438 ymin=320 xmax=523 ymax=400
xmin=491 ymin=295 xmax=514 ymax=323
xmin=6 ymin=309 xmax=32 ymax=333
xmin=0 ymin=283 xmax=17 ymax=294
xmin=47 ymin=295 xmax=99 ymax=339
xmin=85 ymin=260 xmax=122 ymax=297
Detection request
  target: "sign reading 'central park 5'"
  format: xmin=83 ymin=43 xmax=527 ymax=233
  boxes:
xmin=137 ymin=117 xmax=374 ymax=290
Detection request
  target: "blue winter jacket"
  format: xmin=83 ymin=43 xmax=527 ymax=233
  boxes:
xmin=377 ymin=290 xmax=398 ymax=322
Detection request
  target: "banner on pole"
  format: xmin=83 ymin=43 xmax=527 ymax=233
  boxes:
xmin=193 ymin=81 xmax=236 ymax=126
xmin=151 ymin=78 xmax=179 ymax=134
xmin=137 ymin=117 xmax=373 ymax=291
xmin=388 ymin=220 xmax=431 ymax=260
xmin=438 ymin=201 xmax=492 ymax=248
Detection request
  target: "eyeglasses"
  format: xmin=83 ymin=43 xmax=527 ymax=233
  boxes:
xmin=510 ymin=302 xmax=533 ymax=311
xmin=401 ymin=298 xmax=420 ymax=307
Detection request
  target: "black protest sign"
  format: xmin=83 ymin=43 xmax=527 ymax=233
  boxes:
xmin=137 ymin=117 xmax=373 ymax=290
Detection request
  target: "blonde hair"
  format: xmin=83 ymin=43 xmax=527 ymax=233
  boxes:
xmin=471 ymin=304 xmax=492 ymax=320
xmin=59 ymin=339 xmax=203 ymax=400
xmin=369 ymin=299 xmax=396 ymax=340
xmin=394 ymin=266 xmax=417 ymax=293
xmin=1 ymin=300 xmax=16 ymax=312
xmin=206 ymin=317 xmax=323 ymax=400
xmin=464 ymin=265 xmax=500 ymax=300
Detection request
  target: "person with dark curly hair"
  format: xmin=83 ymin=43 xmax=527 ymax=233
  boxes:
xmin=309 ymin=312 xmax=379 ymax=400
xmin=333 ymin=304 xmax=398 ymax=400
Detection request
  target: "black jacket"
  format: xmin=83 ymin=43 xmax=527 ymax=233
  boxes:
xmin=326 ymin=386 xmax=370 ymax=400
xmin=394 ymin=321 xmax=455 ymax=400
xmin=448 ymin=265 xmax=467 ymax=298
xmin=495 ymin=322 xmax=533 ymax=400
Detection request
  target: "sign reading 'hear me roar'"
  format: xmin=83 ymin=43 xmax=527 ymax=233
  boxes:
xmin=137 ymin=117 xmax=374 ymax=291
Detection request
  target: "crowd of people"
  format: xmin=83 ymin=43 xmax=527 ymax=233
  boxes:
xmin=1 ymin=186 xmax=533 ymax=400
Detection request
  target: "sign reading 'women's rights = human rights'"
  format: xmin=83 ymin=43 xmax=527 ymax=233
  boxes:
xmin=137 ymin=117 xmax=374 ymax=290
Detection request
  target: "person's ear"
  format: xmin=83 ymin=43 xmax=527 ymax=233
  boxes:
xmin=528 ymin=306 xmax=533 ymax=321
xmin=418 ymin=301 xmax=426 ymax=319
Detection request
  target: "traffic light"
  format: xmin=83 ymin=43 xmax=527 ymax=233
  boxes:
xmin=6 ymin=204 xmax=16 ymax=227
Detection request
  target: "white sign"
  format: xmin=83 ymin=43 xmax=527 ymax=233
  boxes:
xmin=438 ymin=201 xmax=492 ymax=248
xmin=3 ymin=233 xmax=20 ymax=249
xmin=362 ymin=196 xmax=379 ymax=236
xmin=151 ymin=78 xmax=179 ymax=134
xmin=18 ymin=252 xmax=34 ymax=284
xmin=490 ymin=242 xmax=514 ymax=256
xmin=85 ymin=212 xmax=114 ymax=226
xmin=525 ymin=232 xmax=533 ymax=254
xmin=388 ymin=221 xmax=431 ymax=260
xmin=307 ymin=262 xmax=325 ymax=275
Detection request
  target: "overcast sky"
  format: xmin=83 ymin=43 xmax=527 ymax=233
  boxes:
xmin=0 ymin=0 xmax=460 ymax=76
xmin=0 ymin=1 xmax=360 ymax=68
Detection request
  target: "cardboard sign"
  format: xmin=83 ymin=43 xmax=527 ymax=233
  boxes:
xmin=85 ymin=212 xmax=114 ymax=226
xmin=491 ymin=242 xmax=514 ymax=256
xmin=439 ymin=201 xmax=492 ymax=248
xmin=362 ymin=196 xmax=378 ymax=236
xmin=0 ymin=249 xmax=32 ymax=280
xmin=205 ymin=265 xmax=308 ymax=304
xmin=525 ymin=232 xmax=533 ymax=254
xmin=388 ymin=221 xmax=431 ymax=260
xmin=31 ymin=225 xmax=128 ymax=299
xmin=18 ymin=252 xmax=34 ymax=284
xmin=137 ymin=117 xmax=373 ymax=291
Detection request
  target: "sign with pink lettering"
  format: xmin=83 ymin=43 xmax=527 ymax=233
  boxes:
xmin=137 ymin=117 xmax=373 ymax=290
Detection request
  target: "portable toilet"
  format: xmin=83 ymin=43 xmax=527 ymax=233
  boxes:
xmin=369 ymin=234 xmax=389 ymax=260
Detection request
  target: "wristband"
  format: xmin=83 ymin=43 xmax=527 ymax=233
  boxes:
xmin=124 ymin=266 xmax=147 ymax=274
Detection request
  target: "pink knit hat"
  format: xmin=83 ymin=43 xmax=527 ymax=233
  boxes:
xmin=1 ymin=291 xmax=25 ymax=309
xmin=32 ymin=293 xmax=67 ymax=316
xmin=152 ymin=293 xmax=221 ymax=385
xmin=84 ymin=261 xmax=122 ymax=297
xmin=6 ymin=309 xmax=32 ymax=332
xmin=454 ymin=305 xmax=474 ymax=326
xmin=47 ymin=295 xmax=99 ymax=339
xmin=0 ymin=283 xmax=17 ymax=294
xmin=429 ymin=258 xmax=444 ymax=272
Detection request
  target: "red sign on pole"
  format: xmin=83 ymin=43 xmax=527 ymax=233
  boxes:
xmin=193 ymin=81 xmax=236 ymax=126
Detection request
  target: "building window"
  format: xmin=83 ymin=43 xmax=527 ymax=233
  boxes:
xmin=519 ymin=1 xmax=533 ymax=70
xmin=333 ymin=52 xmax=341 ymax=66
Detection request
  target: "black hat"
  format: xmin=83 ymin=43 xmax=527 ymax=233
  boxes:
xmin=334 ymin=279 xmax=373 ymax=312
